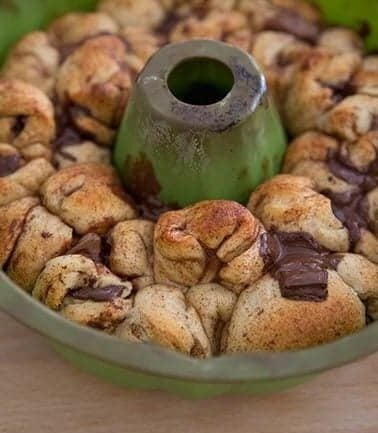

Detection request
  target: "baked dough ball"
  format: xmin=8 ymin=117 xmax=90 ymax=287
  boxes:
xmin=48 ymin=12 xmax=119 ymax=50
xmin=34 ymin=255 xmax=133 ymax=330
xmin=0 ymin=144 xmax=54 ymax=206
xmin=251 ymin=31 xmax=310 ymax=111
xmin=169 ymin=10 xmax=249 ymax=45
xmin=116 ymin=284 xmax=211 ymax=358
xmin=119 ymin=26 xmax=163 ymax=74
xmin=186 ymin=283 xmax=237 ymax=353
xmin=41 ymin=163 xmax=137 ymax=235
xmin=248 ymin=174 xmax=350 ymax=252
xmin=5 ymin=206 xmax=73 ymax=291
xmin=154 ymin=200 xmax=266 ymax=292
xmin=108 ymin=219 xmax=155 ymax=290
xmin=238 ymin=0 xmax=321 ymax=41
xmin=56 ymin=35 xmax=132 ymax=146
xmin=333 ymin=253 xmax=378 ymax=319
xmin=0 ymin=80 xmax=56 ymax=160
xmin=352 ymin=56 xmax=378 ymax=97
xmin=222 ymin=271 xmax=365 ymax=352
xmin=1 ymin=32 xmax=59 ymax=96
xmin=97 ymin=0 xmax=165 ymax=29
xmin=54 ymin=141 xmax=111 ymax=169
xmin=284 ymin=49 xmax=362 ymax=135
xmin=318 ymin=28 xmax=364 ymax=55
xmin=284 ymin=132 xmax=378 ymax=263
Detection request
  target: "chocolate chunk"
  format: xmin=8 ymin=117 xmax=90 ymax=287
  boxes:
xmin=70 ymin=285 xmax=125 ymax=302
xmin=325 ymin=253 xmax=343 ymax=270
xmin=265 ymin=8 xmax=320 ymax=43
xmin=54 ymin=104 xmax=90 ymax=149
xmin=133 ymin=194 xmax=178 ymax=222
xmin=11 ymin=115 xmax=27 ymax=136
xmin=0 ymin=153 xmax=21 ymax=177
xmin=371 ymin=115 xmax=378 ymax=131
xmin=155 ymin=11 xmax=182 ymax=35
xmin=67 ymin=233 xmax=103 ymax=263
xmin=327 ymin=149 xmax=377 ymax=190
xmin=324 ymin=148 xmax=378 ymax=246
xmin=260 ymin=231 xmax=332 ymax=301
xmin=325 ymin=190 xmax=368 ymax=246
xmin=54 ymin=127 xmax=82 ymax=149
xmin=323 ymin=81 xmax=356 ymax=104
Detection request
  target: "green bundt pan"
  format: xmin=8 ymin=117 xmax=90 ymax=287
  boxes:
xmin=114 ymin=38 xmax=286 ymax=207
xmin=0 ymin=0 xmax=378 ymax=399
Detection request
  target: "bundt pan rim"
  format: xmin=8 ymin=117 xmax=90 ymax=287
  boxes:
xmin=0 ymin=0 xmax=377 ymax=397
xmin=1 ymin=270 xmax=378 ymax=385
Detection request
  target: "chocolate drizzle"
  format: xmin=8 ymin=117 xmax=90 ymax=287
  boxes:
xmin=0 ymin=153 xmax=21 ymax=177
xmin=324 ymin=148 xmax=378 ymax=246
xmin=70 ymin=285 xmax=125 ymax=302
xmin=260 ymin=231 xmax=341 ymax=302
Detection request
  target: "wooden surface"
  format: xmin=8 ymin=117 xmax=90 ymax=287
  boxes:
xmin=1 ymin=312 xmax=377 ymax=433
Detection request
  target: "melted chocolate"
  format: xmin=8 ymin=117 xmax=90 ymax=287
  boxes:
xmin=0 ymin=153 xmax=21 ymax=177
xmin=70 ymin=285 xmax=124 ymax=302
xmin=11 ymin=115 xmax=27 ymax=136
xmin=54 ymin=127 xmax=83 ymax=149
xmin=67 ymin=233 xmax=104 ymax=263
xmin=155 ymin=11 xmax=182 ymax=35
xmin=327 ymin=81 xmax=356 ymax=104
xmin=265 ymin=7 xmax=320 ymax=43
xmin=53 ymin=103 xmax=91 ymax=150
xmin=260 ymin=231 xmax=340 ymax=301
xmin=135 ymin=195 xmax=177 ymax=222
xmin=324 ymin=149 xmax=378 ymax=246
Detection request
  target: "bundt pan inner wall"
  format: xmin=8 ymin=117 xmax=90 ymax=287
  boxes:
xmin=0 ymin=0 xmax=377 ymax=399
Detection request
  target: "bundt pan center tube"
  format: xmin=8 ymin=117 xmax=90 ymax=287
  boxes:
xmin=114 ymin=39 xmax=286 ymax=207
xmin=0 ymin=0 xmax=378 ymax=399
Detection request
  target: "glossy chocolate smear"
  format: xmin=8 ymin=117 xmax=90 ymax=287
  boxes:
xmin=260 ymin=231 xmax=338 ymax=301
xmin=67 ymin=233 xmax=103 ymax=263
xmin=70 ymin=285 xmax=125 ymax=302
xmin=325 ymin=190 xmax=369 ymax=246
xmin=0 ymin=153 xmax=21 ymax=177
xmin=325 ymin=148 xmax=378 ymax=246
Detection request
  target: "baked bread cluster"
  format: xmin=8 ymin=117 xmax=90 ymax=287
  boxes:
xmin=0 ymin=0 xmax=377 ymax=357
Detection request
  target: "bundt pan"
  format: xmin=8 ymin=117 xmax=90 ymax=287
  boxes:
xmin=0 ymin=0 xmax=377 ymax=399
